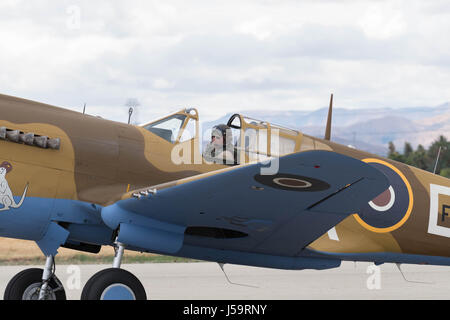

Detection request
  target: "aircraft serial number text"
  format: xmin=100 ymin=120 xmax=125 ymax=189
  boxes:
xmin=183 ymin=304 xmax=267 ymax=318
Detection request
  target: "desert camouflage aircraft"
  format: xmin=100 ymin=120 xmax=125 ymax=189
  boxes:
xmin=0 ymin=93 xmax=449 ymax=300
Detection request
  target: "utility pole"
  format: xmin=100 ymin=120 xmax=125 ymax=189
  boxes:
xmin=128 ymin=107 xmax=133 ymax=124
xmin=125 ymin=98 xmax=141 ymax=125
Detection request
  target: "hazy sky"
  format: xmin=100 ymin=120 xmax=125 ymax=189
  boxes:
xmin=1 ymin=0 xmax=449 ymax=123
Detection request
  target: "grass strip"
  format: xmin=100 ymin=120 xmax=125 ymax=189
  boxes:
xmin=0 ymin=254 xmax=200 ymax=266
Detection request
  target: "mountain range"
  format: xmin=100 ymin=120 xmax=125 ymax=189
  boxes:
xmin=202 ymin=103 xmax=450 ymax=156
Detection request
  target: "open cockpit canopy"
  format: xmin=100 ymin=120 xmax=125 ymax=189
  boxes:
xmin=226 ymin=114 xmax=303 ymax=163
xmin=142 ymin=108 xmax=198 ymax=144
xmin=141 ymin=109 xmax=304 ymax=165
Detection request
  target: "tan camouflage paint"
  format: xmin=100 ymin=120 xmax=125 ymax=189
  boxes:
xmin=1 ymin=93 xmax=450 ymax=258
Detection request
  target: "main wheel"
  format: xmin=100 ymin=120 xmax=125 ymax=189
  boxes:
xmin=4 ymin=268 xmax=66 ymax=300
xmin=81 ymin=268 xmax=147 ymax=300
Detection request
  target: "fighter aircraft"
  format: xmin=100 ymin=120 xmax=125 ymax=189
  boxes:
xmin=0 ymin=93 xmax=449 ymax=300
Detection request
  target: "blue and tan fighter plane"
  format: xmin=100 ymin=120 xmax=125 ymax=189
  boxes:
xmin=0 ymin=93 xmax=449 ymax=300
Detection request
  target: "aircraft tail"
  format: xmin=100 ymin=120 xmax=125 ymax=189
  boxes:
xmin=324 ymin=93 xmax=333 ymax=141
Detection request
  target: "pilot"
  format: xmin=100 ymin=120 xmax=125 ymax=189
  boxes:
xmin=203 ymin=124 xmax=235 ymax=165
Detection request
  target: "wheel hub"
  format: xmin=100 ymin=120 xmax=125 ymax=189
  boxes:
xmin=22 ymin=283 xmax=56 ymax=300
xmin=100 ymin=284 xmax=136 ymax=300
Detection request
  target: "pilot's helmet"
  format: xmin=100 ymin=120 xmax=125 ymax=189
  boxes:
xmin=211 ymin=124 xmax=231 ymax=144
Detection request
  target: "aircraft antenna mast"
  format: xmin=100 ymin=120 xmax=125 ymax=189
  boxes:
xmin=433 ymin=146 xmax=445 ymax=174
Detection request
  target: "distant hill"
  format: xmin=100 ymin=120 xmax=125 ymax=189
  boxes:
xmin=202 ymin=103 xmax=450 ymax=156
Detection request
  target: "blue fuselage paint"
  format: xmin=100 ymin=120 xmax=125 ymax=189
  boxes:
xmin=6 ymin=194 xmax=450 ymax=271
xmin=0 ymin=196 xmax=53 ymax=241
xmin=0 ymin=196 xmax=114 ymax=247
xmin=304 ymin=249 xmax=450 ymax=267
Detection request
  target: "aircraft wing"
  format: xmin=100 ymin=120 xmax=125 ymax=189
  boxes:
xmin=102 ymin=150 xmax=389 ymax=257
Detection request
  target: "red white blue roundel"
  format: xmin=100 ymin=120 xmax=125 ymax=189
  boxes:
xmin=353 ymin=159 xmax=413 ymax=233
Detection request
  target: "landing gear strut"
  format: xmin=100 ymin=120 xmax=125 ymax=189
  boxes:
xmin=3 ymin=255 xmax=66 ymax=300
xmin=81 ymin=242 xmax=147 ymax=300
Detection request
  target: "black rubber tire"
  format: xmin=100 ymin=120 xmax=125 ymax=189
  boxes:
xmin=81 ymin=268 xmax=147 ymax=300
xmin=4 ymin=268 xmax=66 ymax=300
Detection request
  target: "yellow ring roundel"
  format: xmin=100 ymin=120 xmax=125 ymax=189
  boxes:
xmin=353 ymin=158 xmax=414 ymax=233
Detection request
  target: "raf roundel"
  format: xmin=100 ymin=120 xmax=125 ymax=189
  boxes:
xmin=254 ymin=173 xmax=330 ymax=192
xmin=272 ymin=177 xmax=312 ymax=189
xmin=353 ymin=158 xmax=414 ymax=233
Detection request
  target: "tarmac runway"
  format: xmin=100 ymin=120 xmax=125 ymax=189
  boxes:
xmin=0 ymin=261 xmax=449 ymax=300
